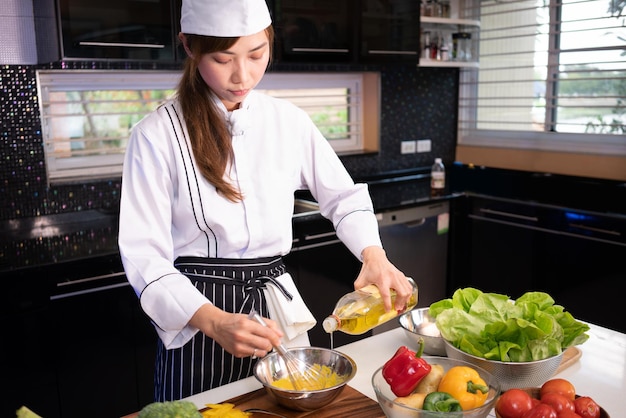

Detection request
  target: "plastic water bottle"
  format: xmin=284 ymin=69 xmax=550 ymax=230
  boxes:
xmin=322 ymin=278 xmax=418 ymax=335
xmin=430 ymin=158 xmax=445 ymax=197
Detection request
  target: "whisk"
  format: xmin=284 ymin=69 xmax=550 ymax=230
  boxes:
xmin=248 ymin=309 xmax=326 ymax=391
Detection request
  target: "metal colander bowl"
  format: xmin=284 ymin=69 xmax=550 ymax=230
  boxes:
xmin=443 ymin=339 xmax=564 ymax=391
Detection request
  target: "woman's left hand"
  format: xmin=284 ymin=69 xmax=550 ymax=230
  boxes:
xmin=354 ymin=246 xmax=412 ymax=312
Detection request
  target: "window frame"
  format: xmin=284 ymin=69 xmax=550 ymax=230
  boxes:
xmin=458 ymin=0 xmax=626 ymax=157
xmin=37 ymin=70 xmax=379 ymax=184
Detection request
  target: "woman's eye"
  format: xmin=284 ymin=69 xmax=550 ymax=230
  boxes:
xmin=213 ymin=55 xmax=230 ymax=64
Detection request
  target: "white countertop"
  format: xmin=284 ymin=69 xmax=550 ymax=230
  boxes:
xmin=184 ymin=322 xmax=625 ymax=417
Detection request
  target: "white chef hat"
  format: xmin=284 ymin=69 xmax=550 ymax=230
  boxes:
xmin=180 ymin=0 xmax=272 ymax=37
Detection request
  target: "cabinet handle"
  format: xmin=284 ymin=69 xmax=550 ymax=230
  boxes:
xmin=367 ymin=50 xmax=418 ymax=55
xmin=479 ymin=208 xmax=539 ymax=222
xmin=79 ymin=41 xmax=165 ymax=49
xmin=303 ymin=231 xmax=337 ymax=241
xmin=568 ymin=223 xmax=621 ymax=237
xmin=290 ymin=238 xmax=342 ymax=252
xmin=52 ymin=271 xmax=128 ymax=299
xmin=291 ymin=47 xmax=350 ymax=53
xmin=51 ymin=281 xmax=129 ymax=300
xmin=55 ymin=271 xmax=126 ymax=289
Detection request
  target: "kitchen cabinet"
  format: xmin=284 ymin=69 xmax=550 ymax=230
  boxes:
xmin=57 ymin=0 xmax=179 ymax=61
xmin=448 ymin=194 xmax=626 ymax=334
xmin=270 ymin=0 xmax=353 ymax=63
xmin=1 ymin=256 xmax=157 ymax=418
xmin=269 ymin=0 xmax=421 ymax=65
xmin=2 ymin=279 xmax=59 ymax=417
xmin=357 ymin=0 xmax=421 ymax=63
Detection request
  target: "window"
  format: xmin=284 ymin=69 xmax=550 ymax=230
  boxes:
xmin=256 ymin=73 xmax=368 ymax=154
xmin=37 ymin=70 xmax=378 ymax=184
xmin=37 ymin=71 xmax=179 ymax=183
xmin=459 ymin=0 xmax=626 ymax=155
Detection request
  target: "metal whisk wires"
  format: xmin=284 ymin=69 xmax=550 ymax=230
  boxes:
xmin=248 ymin=310 xmax=326 ymax=391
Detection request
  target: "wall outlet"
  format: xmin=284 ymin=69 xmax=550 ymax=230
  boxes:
xmin=417 ymin=139 xmax=432 ymax=153
xmin=401 ymin=140 xmax=417 ymax=154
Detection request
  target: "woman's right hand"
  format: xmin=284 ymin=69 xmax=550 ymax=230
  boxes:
xmin=189 ymin=304 xmax=284 ymax=358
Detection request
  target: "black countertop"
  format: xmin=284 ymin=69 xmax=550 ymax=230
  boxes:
xmin=2 ymin=164 xmax=625 ymax=274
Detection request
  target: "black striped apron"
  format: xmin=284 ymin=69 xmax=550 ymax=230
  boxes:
xmin=154 ymin=256 xmax=289 ymax=401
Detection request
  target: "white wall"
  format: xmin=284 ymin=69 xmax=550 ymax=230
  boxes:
xmin=0 ymin=0 xmax=37 ymax=64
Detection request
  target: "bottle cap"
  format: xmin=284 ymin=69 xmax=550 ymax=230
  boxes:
xmin=435 ymin=158 xmax=442 ymax=163
xmin=322 ymin=316 xmax=339 ymax=333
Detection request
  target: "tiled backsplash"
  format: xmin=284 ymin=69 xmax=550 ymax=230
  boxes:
xmin=0 ymin=61 xmax=458 ymax=222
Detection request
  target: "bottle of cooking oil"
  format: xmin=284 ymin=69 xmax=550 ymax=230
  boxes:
xmin=322 ymin=278 xmax=418 ymax=335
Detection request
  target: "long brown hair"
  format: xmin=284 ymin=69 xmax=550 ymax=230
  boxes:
xmin=177 ymin=26 xmax=274 ymax=202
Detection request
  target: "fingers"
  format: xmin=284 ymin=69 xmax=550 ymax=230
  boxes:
xmin=216 ymin=312 xmax=284 ymax=359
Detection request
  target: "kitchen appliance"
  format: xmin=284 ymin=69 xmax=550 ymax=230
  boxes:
xmin=288 ymin=199 xmax=450 ymax=345
xmin=375 ymin=201 xmax=450 ymax=331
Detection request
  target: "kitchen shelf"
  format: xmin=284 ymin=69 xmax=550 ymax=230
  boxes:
xmin=419 ymin=59 xmax=479 ymax=68
xmin=420 ymin=16 xmax=480 ymax=27
xmin=419 ymin=10 xmax=481 ymax=68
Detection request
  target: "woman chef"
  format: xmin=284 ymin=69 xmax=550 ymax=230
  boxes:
xmin=118 ymin=0 xmax=413 ymax=402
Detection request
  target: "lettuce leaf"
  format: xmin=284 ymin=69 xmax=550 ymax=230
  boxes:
xmin=429 ymin=287 xmax=590 ymax=362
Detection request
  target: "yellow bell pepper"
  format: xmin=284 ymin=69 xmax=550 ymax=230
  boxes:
xmin=437 ymin=366 xmax=489 ymax=410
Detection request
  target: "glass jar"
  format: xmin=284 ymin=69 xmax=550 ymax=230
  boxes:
xmin=452 ymin=32 xmax=472 ymax=61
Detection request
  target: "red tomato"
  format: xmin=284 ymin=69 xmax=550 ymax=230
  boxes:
xmin=559 ymin=411 xmax=582 ymax=418
xmin=540 ymin=378 xmax=576 ymax=401
xmin=558 ymin=411 xmax=582 ymax=418
xmin=574 ymin=396 xmax=601 ymax=418
xmin=521 ymin=404 xmax=558 ymax=418
xmin=540 ymin=392 xmax=575 ymax=415
xmin=495 ymin=389 xmax=534 ymax=418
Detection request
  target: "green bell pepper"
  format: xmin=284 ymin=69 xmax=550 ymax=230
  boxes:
xmin=423 ymin=391 xmax=463 ymax=413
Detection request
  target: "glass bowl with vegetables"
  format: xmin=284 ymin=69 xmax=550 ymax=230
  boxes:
xmin=430 ymin=288 xmax=590 ymax=391
xmin=371 ymin=350 xmax=501 ymax=418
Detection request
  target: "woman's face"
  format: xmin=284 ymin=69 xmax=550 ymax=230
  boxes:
xmin=195 ymin=30 xmax=270 ymax=111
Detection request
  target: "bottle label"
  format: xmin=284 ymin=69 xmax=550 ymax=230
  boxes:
xmin=431 ymin=172 xmax=445 ymax=189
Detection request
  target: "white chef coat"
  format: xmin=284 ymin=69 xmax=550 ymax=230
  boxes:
xmin=118 ymin=90 xmax=382 ymax=349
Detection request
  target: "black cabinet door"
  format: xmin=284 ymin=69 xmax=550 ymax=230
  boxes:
xmin=269 ymin=0 xmax=420 ymax=64
xmin=358 ymin=0 xmax=420 ymax=63
xmin=449 ymin=195 xmax=626 ymax=334
xmin=270 ymin=0 xmax=354 ymax=63
xmin=1 ymin=301 xmax=60 ymax=418
xmin=449 ymin=196 xmax=541 ymax=298
xmin=58 ymin=0 xmax=178 ymax=60
xmin=464 ymin=215 xmax=539 ymax=297
xmin=51 ymin=284 xmax=155 ymax=418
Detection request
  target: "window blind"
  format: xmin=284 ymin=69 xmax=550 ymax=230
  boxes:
xmin=459 ymin=0 xmax=626 ymax=154
xmin=37 ymin=70 xmax=368 ymax=184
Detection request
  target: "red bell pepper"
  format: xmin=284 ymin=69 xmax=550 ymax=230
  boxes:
xmin=382 ymin=339 xmax=432 ymax=397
